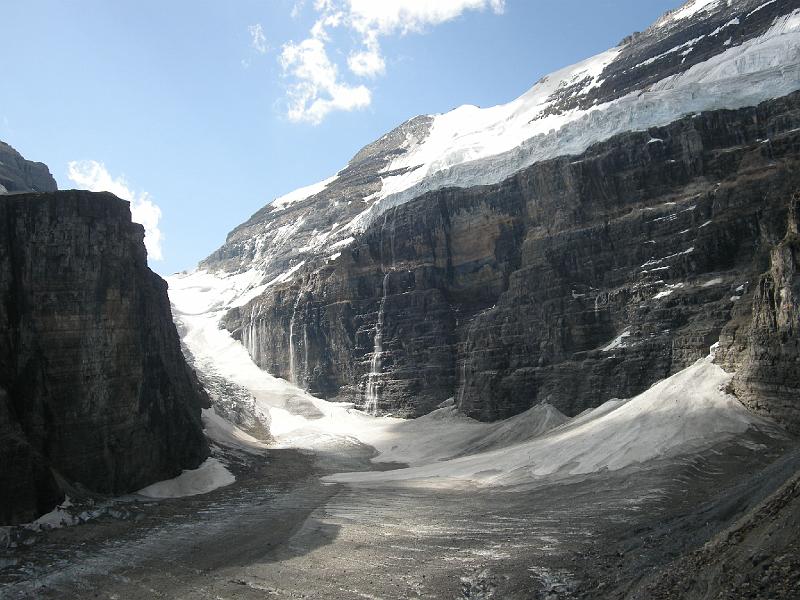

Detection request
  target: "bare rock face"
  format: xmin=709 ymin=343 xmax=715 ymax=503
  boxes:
xmin=718 ymin=193 xmax=800 ymax=434
xmin=0 ymin=191 xmax=209 ymax=525
xmin=221 ymin=92 xmax=800 ymax=420
xmin=200 ymin=115 xmax=433 ymax=276
xmin=0 ymin=141 xmax=57 ymax=194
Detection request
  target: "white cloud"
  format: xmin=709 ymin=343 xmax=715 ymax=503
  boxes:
xmin=248 ymin=23 xmax=269 ymax=54
xmin=346 ymin=0 xmax=505 ymax=36
xmin=280 ymin=37 xmax=371 ymax=124
xmin=347 ymin=46 xmax=385 ymax=77
xmin=67 ymin=160 xmax=164 ymax=261
xmin=290 ymin=2 xmax=305 ymax=19
xmin=280 ymin=0 xmax=504 ymax=123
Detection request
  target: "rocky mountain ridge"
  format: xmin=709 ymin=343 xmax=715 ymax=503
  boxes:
xmin=203 ymin=0 xmax=800 ymax=285
xmin=0 ymin=141 xmax=57 ymax=195
xmin=220 ymin=92 xmax=800 ymax=422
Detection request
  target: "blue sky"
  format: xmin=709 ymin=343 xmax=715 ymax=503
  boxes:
xmin=0 ymin=0 xmax=679 ymax=274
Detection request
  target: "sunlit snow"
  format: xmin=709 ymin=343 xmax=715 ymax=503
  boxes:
xmin=270 ymin=175 xmax=338 ymax=211
xmin=325 ymin=355 xmax=762 ymax=488
xmin=667 ymin=0 xmax=721 ymax=23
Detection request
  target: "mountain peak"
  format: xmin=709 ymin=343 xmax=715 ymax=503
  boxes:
xmin=0 ymin=141 xmax=57 ymax=194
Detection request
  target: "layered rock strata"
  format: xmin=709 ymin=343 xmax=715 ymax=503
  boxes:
xmin=0 ymin=191 xmax=209 ymax=525
xmin=718 ymin=192 xmax=800 ymax=434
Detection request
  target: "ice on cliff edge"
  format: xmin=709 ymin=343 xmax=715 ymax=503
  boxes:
xmin=348 ymin=7 xmax=800 ymax=232
xmin=254 ymin=5 xmax=800 ymax=243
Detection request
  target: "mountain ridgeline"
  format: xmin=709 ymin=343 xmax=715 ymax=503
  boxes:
xmin=0 ymin=141 xmax=57 ymax=194
xmin=205 ymin=0 xmax=800 ymax=431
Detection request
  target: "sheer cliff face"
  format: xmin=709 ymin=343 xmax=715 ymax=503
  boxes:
xmin=200 ymin=0 xmax=800 ymax=426
xmin=718 ymin=194 xmax=800 ymax=434
xmin=0 ymin=141 xmax=57 ymax=194
xmin=221 ymin=93 xmax=800 ymax=420
xmin=0 ymin=191 xmax=209 ymax=525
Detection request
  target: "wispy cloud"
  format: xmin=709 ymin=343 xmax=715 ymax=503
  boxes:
xmin=67 ymin=160 xmax=164 ymax=261
xmin=248 ymin=23 xmax=269 ymax=54
xmin=290 ymin=1 xmax=306 ymax=20
xmin=280 ymin=37 xmax=371 ymax=124
xmin=280 ymin=0 xmax=505 ymax=124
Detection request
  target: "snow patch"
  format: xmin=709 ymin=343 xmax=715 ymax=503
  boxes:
xmin=748 ymin=0 xmax=779 ymax=19
xmin=202 ymin=407 xmax=269 ymax=454
xmin=653 ymin=282 xmax=686 ymax=299
xmin=136 ymin=458 xmax=235 ymax=499
xmin=668 ymin=0 xmax=720 ymax=23
xmin=330 ymin=236 xmax=355 ymax=250
xmin=603 ymin=328 xmax=631 ymax=351
xmin=27 ymin=497 xmax=76 ymax=530
xmin=270 ymin=175 xmax=337 ymax=211
xmin=702 ymin=277 xmax=724 ymax=287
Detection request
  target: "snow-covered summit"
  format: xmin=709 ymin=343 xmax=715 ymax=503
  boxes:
xmin=351 ymin=0 xmax=800 ymax=230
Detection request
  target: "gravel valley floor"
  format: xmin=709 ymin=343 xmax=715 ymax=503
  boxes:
xmin=1 ymin=427 xmax=796 ymax=600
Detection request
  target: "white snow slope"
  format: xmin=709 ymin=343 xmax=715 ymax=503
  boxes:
xmin=168 ymin=269 xmax=570 ymax=465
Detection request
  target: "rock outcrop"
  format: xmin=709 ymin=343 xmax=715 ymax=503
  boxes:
xmin=0 ymin=190 xmax=209 ymax=525
xmin=718 ymin=192 xmax=800 ymax=434
xmin=0 ymin=141 xmax=57 ymax=194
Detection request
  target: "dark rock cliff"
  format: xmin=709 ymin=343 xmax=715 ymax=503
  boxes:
xmin=0 ymin=141 xmax=57 ymax=194
xmin=0 ymin=190 xmax=209 ymax=525
xmin=718 ymin=192 xmax=800 ymax=434
xmin=223 ymin=91 xmax=800 ymax=423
